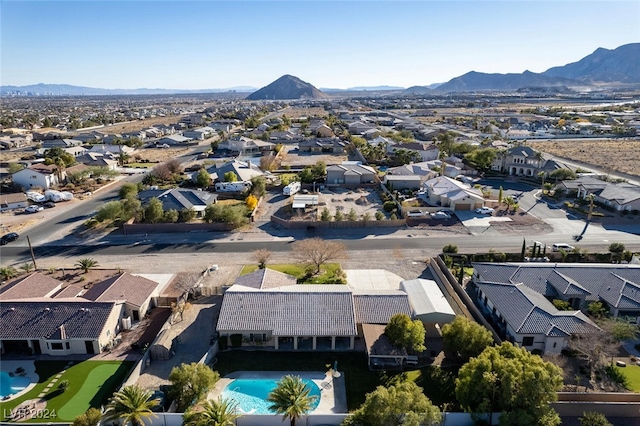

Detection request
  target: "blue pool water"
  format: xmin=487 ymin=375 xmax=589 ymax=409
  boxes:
xmin=221 ymin=378 xmax=321 ymax=414
xmin=0 ymin=371 xmax=30 ymax=398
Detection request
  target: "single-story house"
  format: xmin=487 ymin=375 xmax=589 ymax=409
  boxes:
xmin=158 ymin=134 xmax=193 ymax=146
xmin=0 ymin=300 xmax=123 ymax=356
xmin=137 ymin=188 xmax=218 ymax=216
xmin=399 ymin=143 xmax=439 ymax=162
xmin=75 ymin=152 xmax=119 ymax=169
xmin=219 ymin=136 xmax=275 ymax=155
xmin=0 ymin=192 xmax=28 ymax=212
xmin=387 ymin=162 xmax=438 ymax=182
xmin=326 ymin=163 xmax=376 ymax=185
xmin=473 ymin=262 xmax=640 ymax=354
xmin=200 ymin=159 xmax=267 ymax=183
xmin=12 ymin=164 xmax=60 ymax=190
xmin=41 ymin=139 xmax=83 ymax=149
xmin=183 ymin=126 xmax=215 ymax=140
xmin=421 ymin=176 xmax=484 ymax=210
xmin=558 ymin=176 xmax=640 ymax=212
xmin=0 ymin=272 xmax=63 ymax=301
xmin=80 ymin=272 xmax=167 ymax=322
xmin=383 ymin=175 xmax=423 ymax=190
xmin=298 ymin=138 xmax=346 ymax=154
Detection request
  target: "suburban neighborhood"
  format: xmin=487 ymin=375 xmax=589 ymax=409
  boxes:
xmin=2 ymin=33 xmax=640 ymax=426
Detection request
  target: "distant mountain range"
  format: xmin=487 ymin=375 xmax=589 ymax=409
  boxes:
xmin=3 ymin=43 xmax=639 ymax=97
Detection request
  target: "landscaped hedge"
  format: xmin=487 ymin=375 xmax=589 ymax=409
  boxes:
xmin=230 ymin=334 xmax=243 ymax=348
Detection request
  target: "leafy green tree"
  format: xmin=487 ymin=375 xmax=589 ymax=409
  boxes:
xmin=44 ymin=147 xmax=76 ymax=167
xmin=465 ymin=148 xmax=497 ymax=171
xmin=587 ymin=301 xmax=607 ymax=319
xmin=119 ymin=183 xmax=139 ymax=200
xmin=579 ymin=411 xmax=613 ymax=426
xmin=347 ymin=208 xmax=358 ymax=221
xmin=183 ymin=398 xmax=240 ymax=426
xmin=299 ymin=167 xmax=314 ymax=184
xmin=168 ymin=362 xmax=220 ymax=412
xmin=96 ymin=200 xmax=125 ymax=222
xmin=334 ymin=209 xmax=344 ymax=221
xmin=179 ymin=208 xmax=197 ymax=223
xmin=441 ymin=316 xmax=494 ymax=363
xmin=344 ymin=381 xmax=441 ymax=426
xmin=144 ymin=198 xmax=164 ymax=223
xmin=549 ymin=168 xmax=576 ymax=181
xmin=320 ymin=208 xmax=331 ymax=221
xmin=71 ymin=407 xmax=102 ymax=426
xmin=384 ymin=313 xmax=426 ymax=353
xmin=8 ymin=162 xmax=24 ymax=174
xmin=456 ymin=342 xmax=563 ymax=426
xmin=103 ymin=385 xmax=159 ymax=426
xmin=75 ymin=258 xmax=99 ymax=274
xmin=267 ymin=375 xmax=317 ymax=426
xmin=163 ymin=209 xmax=179 ymax=223
xmin=251 ymin=176 xmax=267 ymax=197
xmin=223 ymin=171 xmax=238 ymax=182
xmin=195 ymin=169 xmax=211 ymax=188
xmin=608 ymin=242 xmax=626 ymax=262
xmin=311 ymin=160 xmax=326 ymax=180
xmin=375 ymin=211 xmax=385 ymax=221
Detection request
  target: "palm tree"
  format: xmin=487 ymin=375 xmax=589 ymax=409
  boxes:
xmin=182 ymin=398 xmax=240 ymax=426
xmin=103 ymin=385 xmax=159 ymax=426
xmin=76 ymin=258 xmax=99 ymax=274
xmin=267 ymin=375 xmax=317 ymax=426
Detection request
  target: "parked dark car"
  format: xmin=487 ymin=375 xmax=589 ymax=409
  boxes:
xmin=0 ymin=232 xmax=19 ymax=245
xmin=43 ymin=201 xmax=56 ymax=208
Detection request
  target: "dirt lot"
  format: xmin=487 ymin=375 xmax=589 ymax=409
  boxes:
xmin=280 ymin=146 xmax=348 ymax=167
xmin=92 ymin=116 xmax=184 ymax=135
xmin=131 ymin=146 xmax=194 ymax=163
xmin=529 ymin=138 xmax=640 ymax=178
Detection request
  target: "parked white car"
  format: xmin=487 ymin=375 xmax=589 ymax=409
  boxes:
xmin=406 ymin=210 xmax=427 ymax=217
xmin=24 ymin=205 xmax=44 ymax=214
xmin=552 ymin=243 xmax=575 ymax=252
xmin=475 ymin=207 xmax=495 ymax=215
xmin=431 ymin=211 xmax=451 ymax=220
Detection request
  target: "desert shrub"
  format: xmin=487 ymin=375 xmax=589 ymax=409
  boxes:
xmin=443 ymin=244 xmax=458 ymax=254
xmin=383 ymin=200 xmax=397 ymax=212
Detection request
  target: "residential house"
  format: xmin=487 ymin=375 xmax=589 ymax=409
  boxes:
xmin=492 ymin=145 xmax=563 ymax=177
xmin=0 ymin=300 xmax=123 ymax=356
xmin=0 ymin=272 xmax=63 ymax=301
xmin=200 ymin=159 xmax=267 ymax=184
xmin=183 ymin=126 xmax=215 ymax=141
xmin=219 ymin=136 xmax=275 ymax=155
xmin=387 ymin=162 xmax=438 ymax=182
xmin=138 ymin=188 xmax=218 ymax=216
xmin=80 ymin=272 xmax=168 ymax=322
xmin=383 ymin=175 xmax=423 ymax=190
xmin=75 ymin=152 xmax=119 ymax=170
xmin=0 ymin=192 xmax=28 ymax=212
xmin=421 ymin=176 xmax=484 ymax=210
xmin=41 ymin=139 xmax=83 ymax=150
xmin=558 ymin=175 xmax=640 ymax=212
xmin=473 ymin=262 xmax=640 ymax=353
xmin=158 ymin=134 xmax=193 ymax=146
xmin=348 ymin=121 xmax=376 ymax=135
xmin=298 ymin=138 xmax=347 ymax=154
xmin=398 ymin=142 xmax=439 ymax=162
xmin=89 ymin=144 xmax=136 ymax=157
xmin=309 ymin=123 xmax=335 ymax=138
xmin=326 ymin=163 xmax=376 ymax=185
xmin=12 ymin=164 xmax=60 ymax=190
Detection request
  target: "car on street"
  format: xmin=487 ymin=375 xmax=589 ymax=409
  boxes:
xmin=552 ymin=243 xmax=575 ymax=252
xmin=43 ymin=201 xmax=56 ymax=208
xmin=0 ymin=232 xmax=19 ymax=245
xmin=24 ymin=205 xmax=44 ymax=214
xmin=475 ymin=207 xmax=495 ymax=215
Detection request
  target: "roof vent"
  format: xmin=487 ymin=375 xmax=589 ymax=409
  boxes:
xmin=44 ymin=307 xmax=50 ymax=311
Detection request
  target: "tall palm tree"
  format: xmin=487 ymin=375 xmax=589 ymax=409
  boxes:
xmin=103 ymin=385 xmax=159 ymax=426
xmin=182 ymin=398 xmax=240 ymax=426
xmin=75 ymin=258 xmax=99 ymax=274
xmin=266 ymin=375 xmax=317 ymax=426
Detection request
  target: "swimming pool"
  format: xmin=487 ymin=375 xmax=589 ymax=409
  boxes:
xmin=221 ymin=378 xmax=321 ymax=414
xmin=0 ymin=371 xmax=31 ymax=399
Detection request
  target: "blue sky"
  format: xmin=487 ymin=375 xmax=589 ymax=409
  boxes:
xmin=1 ymin=0 xmax=639 ymax=90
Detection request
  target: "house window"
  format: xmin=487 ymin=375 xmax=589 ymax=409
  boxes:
xmin=51 ymin=342 xmax=64 ymax=350
xmin=66 ymin=342 xmax=70 ymax=349
xmin=522 ymin=337 xmax=534 ymax=347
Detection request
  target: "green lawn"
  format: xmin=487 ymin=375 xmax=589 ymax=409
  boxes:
xmin=618 ymin=364 xmax=640 ymax=392
xmin=213 ymin=350 xmax=457 ymax=410
xmin=0 ymin=360 xmax=133 ymax=422
xmin=239 ymin=263 xmax=345 ymax=284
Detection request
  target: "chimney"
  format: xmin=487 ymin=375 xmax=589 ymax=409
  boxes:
xmin=59 ymin=324 xmax=67 ymax=340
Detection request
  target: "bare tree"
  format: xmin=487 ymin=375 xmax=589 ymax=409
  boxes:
xmin=260 ymin=155 xmax=281 ymax=172
xmin=172 ymin=271 xmax=202 ymax=298
xmin=165 ymin=158 xmax=184 ymax=174
xmin=291 ymin=238 xmax=346 ymax=274
xmin=171 ymin=299 xmax=191 ymax=323
xmin=252 ymin=249 xmax=273 ymax=269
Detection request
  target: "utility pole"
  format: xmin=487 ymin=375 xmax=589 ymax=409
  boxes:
xmin=26 ymin=235 xmax=37 ymax=270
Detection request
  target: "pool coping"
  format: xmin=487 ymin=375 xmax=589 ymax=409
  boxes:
xmin=0 ymin=360 xmax=38 ymax=402
xmin=208 ymin=370 xmax=348 ymax=415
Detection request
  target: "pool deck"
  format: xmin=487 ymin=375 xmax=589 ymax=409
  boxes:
xmin=208 ymin=370 xmax=348 ymax=414
xmin=1 ymin=360 xmax=37 ymax=402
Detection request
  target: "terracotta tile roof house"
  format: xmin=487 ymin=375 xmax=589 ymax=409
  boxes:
xmin=0 ymin=272 xmax=63 ymax=301
xmin=81 ymin=272 xmax=165 ymax=322
xmin=472 ymin=262 xmax=640 ymax=354
xmin=0 ymin=300 xmax=123 ymax=356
